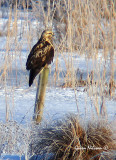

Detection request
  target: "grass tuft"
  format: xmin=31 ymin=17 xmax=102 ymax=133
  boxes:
xmin=30 ymin=114 xmax=116 ymax=160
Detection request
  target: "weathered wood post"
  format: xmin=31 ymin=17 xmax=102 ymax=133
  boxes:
xmin=34 ymin=67 xmax=49 ymax=123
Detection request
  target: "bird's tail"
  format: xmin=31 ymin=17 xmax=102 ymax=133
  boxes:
xmin=29 ymin=68 xmax=43 ymax=87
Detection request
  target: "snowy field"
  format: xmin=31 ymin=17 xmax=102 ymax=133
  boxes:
xmin=0 ymin=8 xmax=116 ymax=159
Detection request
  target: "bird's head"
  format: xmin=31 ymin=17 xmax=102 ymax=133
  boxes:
xmin=41 ymin=30 xmax=54 ymax=43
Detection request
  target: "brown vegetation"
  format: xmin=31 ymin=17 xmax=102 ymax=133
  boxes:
xmin=0 ymin=0 xmax=115 ymax=123
xmin=30 ymin=114 xmax=116 ymax=160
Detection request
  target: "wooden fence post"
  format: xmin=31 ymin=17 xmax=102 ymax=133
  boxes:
xmin=34 ymin=67 xmax=49 ymax=123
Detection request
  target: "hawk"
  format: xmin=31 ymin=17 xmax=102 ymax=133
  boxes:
xmin=26 ymin=30 xmax=54 ymax=86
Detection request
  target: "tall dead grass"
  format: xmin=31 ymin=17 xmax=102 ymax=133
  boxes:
xmin=0 ymin=0 xmax=115 ymax=119
xmin=52 ymin=0 xmax=116 ymax=88
xmin=49 ymin=0 xmax=116 ymax=116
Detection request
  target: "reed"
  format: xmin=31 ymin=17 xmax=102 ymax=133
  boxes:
xmin=0 ymin=0 xmax=115 ymax=120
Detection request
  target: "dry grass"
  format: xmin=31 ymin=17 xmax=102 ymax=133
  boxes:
xmin=0 ymin=121 xmax=30 ymax=156
xmin=0 ymin=1 xmax=115 ymax=158
xmin=0 ymin=0 xmax=115 ymax=120
xmin=30 ymin=114 xmax=116 ymax=160
xmin=43 ymin=0 xmax=116 ymax=105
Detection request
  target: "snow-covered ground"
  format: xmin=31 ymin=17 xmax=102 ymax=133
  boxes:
xmin=0 ymin=85 xmax=115 ymax=124
xmin=0 ymin=8 xmax=116 ymax=159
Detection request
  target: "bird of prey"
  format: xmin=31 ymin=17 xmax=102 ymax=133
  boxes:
xmin=26 ymin=30 xmax=54 ymax=87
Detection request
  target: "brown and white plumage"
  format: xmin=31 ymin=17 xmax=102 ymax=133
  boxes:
xmin=26 ymin=30 xmax=54 ymax=86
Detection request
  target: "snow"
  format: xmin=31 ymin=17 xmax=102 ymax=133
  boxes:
xmin=0 ymin=85 xmax=115 ymax=124
xmin=0 ymin=155 xmax=25 ymax=160
xmin=0 ymin=8 xmax=115 ymax=159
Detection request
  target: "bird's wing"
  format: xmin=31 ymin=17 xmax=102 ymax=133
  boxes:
xmin=26 ymin=41 xmax=44 ymax=70
xmin=26 ymin=40 xmax=53 ymax=75
xmin=27 ymin=41 xmax=54 ymax=86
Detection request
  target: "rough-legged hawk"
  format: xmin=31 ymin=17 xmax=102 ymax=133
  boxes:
xmin=26 ymin=30 xmax=54 ymax=86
